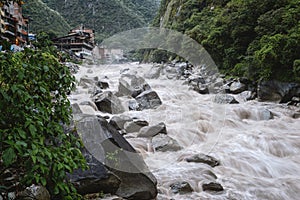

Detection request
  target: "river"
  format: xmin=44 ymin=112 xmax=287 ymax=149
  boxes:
xmin=69 ymin=62 xmax=300 ymax=200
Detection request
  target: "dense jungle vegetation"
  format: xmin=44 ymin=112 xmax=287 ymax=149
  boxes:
xmin=151 ymin=0 xmax=300 ymax=82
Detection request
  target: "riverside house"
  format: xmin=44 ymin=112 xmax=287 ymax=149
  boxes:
xmin=0 ymin=1 xmax=28 ymax=47
xmin=52 ymin=25 xmax=95 ymax=58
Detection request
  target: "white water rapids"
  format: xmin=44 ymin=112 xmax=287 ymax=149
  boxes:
xmin=69 ymin=62 xmax=300 ymax=200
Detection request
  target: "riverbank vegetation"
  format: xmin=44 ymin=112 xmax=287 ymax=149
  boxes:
xmin=0 ymin=37 xmax=87 ymax=199
xmin=151 ymin=0 xmax=300 ymax=83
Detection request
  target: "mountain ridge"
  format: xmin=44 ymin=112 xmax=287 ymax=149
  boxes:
xmin=23 ymin=0 xmax=160 ymax=42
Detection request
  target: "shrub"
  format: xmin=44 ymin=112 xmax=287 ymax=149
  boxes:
xmin=0 ymin=48 xmax=86 ymax=199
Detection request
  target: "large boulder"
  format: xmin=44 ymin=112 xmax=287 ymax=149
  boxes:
xmin=258 ymin=81 xmax=300 ymax=103
xmin=109 ymin=115 xmax=133 ymax=130
xmin=18 ymin=185 xmax=51 ymax=200
xmin=124 ymin=120 xmax=149 ymax=133
xmin=72 ymin=103 xmax=83 ymax=114
xmin=135 ymin=90 xmax=162 ymax=110
xmin=128 ymin=99 xmax=140 ymax=111
xmin=170 ymin=181 xmax=193 ymax=194
xmin=137 ymin=122 xmax=167 ymax=138
xmin=202 ymin=182 xmax=224 ymax=192
xmin=79 ymin=101 xmax=98 ymax=111
xmin=68 ymin=148 xmax=121 ymax=195
xmin=93 ymin=91 xmax=125 ymax=114
xmin=144 ymin=64 xmax=162 ymax=79
xmin=79 ymin=76 xmax=98 ymax=88
xmin=229 ymin=81 xmax=247 ymax=94
xmin=97 ymin=80 xmax=109 ymax=89
xmin=152 ymin=134 xmax=182 ymax=152
xmin=213 ymin=94 xmax=239 ymax=104
xmin=175 ymin=62 xmax=188 ymax=76
xmin=118 ymin=74 xmax=151 ymax=98
xmin=236 ymin=91 xmax=256 ymax=102
xmin=72 ymin=114 xmax=158 ymax=199
xmin=185 ymin=153 xmax=220 ymax=167
xmin=188 ymin=75 xmax=208 ymax=94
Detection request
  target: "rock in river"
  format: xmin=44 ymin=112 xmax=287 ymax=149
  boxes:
xmin=118 ymin=74 xmax=151 ymax=98
xmin=185 ymin=153 xmax=220 ymax=167
xmin=70 ymin=114 xmax=157 ymax=199
xmin=135 ymin=90 xmax=162 ymax=110
xmin=93 ymin=91 xmax=125 ymax=114
xmin=152 ymin=134 xmax=182 ymax=152
xmin=170 ymin=181 xmax=193 ymax=194
xmin=137 ymin=122 xmax=167 ymax=138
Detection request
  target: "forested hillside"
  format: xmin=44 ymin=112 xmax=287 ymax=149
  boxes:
xmin=152 ymin=0 xmax=300 ymax=82
xmin=22 ymin=0 xmax=71 ymax=37
xmin=38 ymin=0 xmax=160 ymax=41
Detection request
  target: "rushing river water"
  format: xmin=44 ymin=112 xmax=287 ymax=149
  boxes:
xmin=69 ymin=62 xmax=300 ymax=200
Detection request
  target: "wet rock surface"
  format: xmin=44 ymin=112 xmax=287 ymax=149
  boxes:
xmin=68 ymin=148 xmax=121 ymax=195
xmin=202 ymin=182 xmax=224 ymax=192
xmin=109 ymin=115 xmax=133 ymax=130
xmin=229 ymin=81 xmax=247 ymax=94
xmin=118 ymin=74 xmax=151 ymax=98
xmin=185 ymin=153 xmax=220 ymax=167
xmin=18 ymin=185 xmax=51 ymax=200
xmin=67 ymin=62 xmax=300 ymax=200
xmin=124 ymin=120 xmax=149 ymax=133
xmin=213 ymin=94 xmax=239 ymax=104
xmin=70 ymin=114 xmax=157 ymax=199
xmin=135 ymin=90 xmax=162 ymax=110
xmin=170 ymin=181 xmax=193 ymax=194
xmin=93 ymin=91 xmax=125 ymax=114
xmin=137 ymin=122 xmax=167 ymax=138
xmin=258 ymin=81 xmax=300 ymax=103
xmin=152 ymin=134 xmax=182 ymax=152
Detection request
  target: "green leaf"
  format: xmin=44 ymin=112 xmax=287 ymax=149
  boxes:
xmin=54 ymin=186 xmax=59 ymax=195
xmin=2 ymin=148 xmax=16 ymax=166
xmin=58 ymin=163 xmax=64 ymax=170
xmin=40 ymin=177 xmax=47 ymax=186
xmin=37 ymin=156 xmax=47 ymax=165
xmin=40 ymin=86 xmax=46 ymax=93
xmin=11 ymin=85 xmax=18 ymax=93
xmin=43 ymin=65 xmax=49 ymax=72
xmin=31 ymin=155 xmax=37 ymax=164
xmin=29 ymin=124 xmax=37 ymax=135
xmin=35 ymin=175 xmax=40 ymax=183
xmin=18 ymin=71 xmax=24 ymax=80
xmin=17 ymin=129 xmax=27 ymax=139
xmin=16 ymin=140 xmax=27 ymax=147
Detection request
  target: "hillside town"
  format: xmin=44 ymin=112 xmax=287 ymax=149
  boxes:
xmin=0 ymin=1 xmax=124 ymax=62
xmin=0 ymin=1 xmax=30 ymax=50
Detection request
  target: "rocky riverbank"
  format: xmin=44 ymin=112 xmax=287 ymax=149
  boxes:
xmin=9 ymin=60 xmax=298 ymax=200
xmin=65 ymin=61 xmax=300 ymax=200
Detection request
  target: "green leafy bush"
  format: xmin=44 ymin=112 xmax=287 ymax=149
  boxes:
xmin=153 ymin=0 xmax=300 ymax=83
xmin=0 ymin=49 xmax=86 ymax=199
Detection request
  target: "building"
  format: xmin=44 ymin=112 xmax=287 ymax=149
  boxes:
xmin=0 ymin=1 xmax=28 ymax=46
xmin=52 ymin=25 xmax=95 ymax=57
xmin=91 ymin=45 xmax=124 ymax=63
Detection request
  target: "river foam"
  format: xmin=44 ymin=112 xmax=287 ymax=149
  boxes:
xmin=70 ymin=62 xmax=300 ymax=200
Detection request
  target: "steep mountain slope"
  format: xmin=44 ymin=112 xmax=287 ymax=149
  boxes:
xmin=22 ymin=0 xmax=71 ymax=37
xmin=152 ymin=0 xmax=300 ymax=82
xmin=40 ymin=0 xmax=160 ymax=41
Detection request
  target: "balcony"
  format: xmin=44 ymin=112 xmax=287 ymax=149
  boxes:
xmin=5 ymin=29 xmax=15 ymax=36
